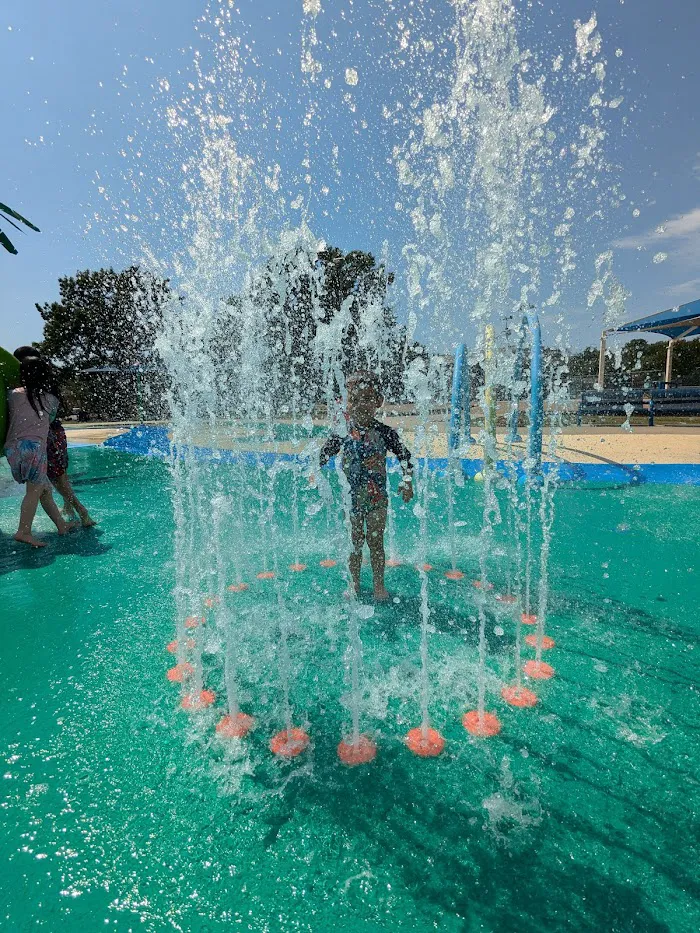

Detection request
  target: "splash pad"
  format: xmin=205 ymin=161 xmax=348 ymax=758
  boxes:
xmin=4 ymin=0 xmax=699 ymax=925
xmin=163 ymin=419 xmax=562 ymax=762
xmin=154 ymin=93 xmax=563 ymax=766
xmin=134 ymin=0 xmax=600 ymax=834
xmin=159 ymin=238 xmax=563 ymax=765
xmin=132 ymin=0 xmax=594 ymax=782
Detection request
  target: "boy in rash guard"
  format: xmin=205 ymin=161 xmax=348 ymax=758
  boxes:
xmin=319 ymin=371 xmax=413 ymax=600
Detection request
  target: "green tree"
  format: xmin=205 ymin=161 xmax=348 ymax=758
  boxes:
xmin=221 ymin=244 xmax=413 ymax=411
xmin=36 ymin=266 xmax=171 ymax=419
xmin=670 ymin=337 xmax=700 ymax=385
xmin=568 ymin=337 xmax=700 ymax=392
xmin=567 ymin=346 xmax=599 ymax=391
xmin=315 ymin=246 xmax=405 ymax=397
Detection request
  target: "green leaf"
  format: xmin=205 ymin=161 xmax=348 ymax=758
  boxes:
xmin=0 ymin=214 xmax=23 ymax=233
xmin=0 ymin=202 xmax=41 ymax=232
xmin=0 ymin=231 xmax=18 ymax=254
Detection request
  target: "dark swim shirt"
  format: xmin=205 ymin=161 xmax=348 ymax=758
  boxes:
xmin=320 ymin=419 xmax=413 ymax=509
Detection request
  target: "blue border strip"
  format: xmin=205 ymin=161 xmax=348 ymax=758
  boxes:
xmin=103 ymin=426 xmax=700 ymax=486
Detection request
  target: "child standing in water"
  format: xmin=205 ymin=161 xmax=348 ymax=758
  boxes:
xmin=319 ymin=371 xmax=413 ymax=600
xmin=13 ymin=348 xmax=95 ymax=527
xmin=4 ymin=356 xmax=76 ymax=547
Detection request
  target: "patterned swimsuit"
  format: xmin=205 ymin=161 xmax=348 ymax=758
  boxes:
xmin=4 ymin=389 xmax=58 ymax=486
xmin=47 ymin=420 xmax=68 ymax=481
xmin=320 ymin=419 xmax=412 ymax=517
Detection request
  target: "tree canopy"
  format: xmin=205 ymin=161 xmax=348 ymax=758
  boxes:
xmin=568 ymin=337 xmax=700 ymax=392
xmin=37 ymin=266 xmax=170 ymax=370
xmin=34 ymin=251 xmax=421 ymax=421
xmin=37 ymin=266 xmax=171 ymax=419
xmin=35 ymin=252 xmax=697 ymax=423
xmin=212 ymin=244 xmax=420 ymax=412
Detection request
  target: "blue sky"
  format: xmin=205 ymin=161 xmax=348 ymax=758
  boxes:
xmin=2 ymin=0 xmax=699 ymax=352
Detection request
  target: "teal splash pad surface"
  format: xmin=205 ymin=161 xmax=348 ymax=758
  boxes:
xmin=1 ymin=448 xmax=698 ymax=931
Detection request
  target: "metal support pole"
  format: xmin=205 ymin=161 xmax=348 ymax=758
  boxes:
xmin=664 ymin=339 xmax=675 ymax=388
xmin=597 ymin=331 xmax=607 ymax=389
xmin=526 ymin=311 xmax=543 ymax=475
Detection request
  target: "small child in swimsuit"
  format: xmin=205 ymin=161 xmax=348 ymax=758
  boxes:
xmin=319 ymin=371 xmax=413 ymax=600
xmin=4 ymin=356 xmax=76 ymax=547
xmin=14 ymin=348 xmax=95 ymax=527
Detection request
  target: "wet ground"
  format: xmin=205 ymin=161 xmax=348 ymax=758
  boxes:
xmin=1 ymin=447 xmax=698 ymax=931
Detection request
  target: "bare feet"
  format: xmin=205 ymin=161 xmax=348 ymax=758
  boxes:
xmin=57 ymin=521 xmax=80 ymax=536
xmin=64 ymin=504 xmax=95 ymax=527
xmin=344 ymin=586 xmax=360 ymax=600
xmin=373 ymin=587 xmax=391 ymax=602
xmin=14 ymin=532 xmax=47 ymax=548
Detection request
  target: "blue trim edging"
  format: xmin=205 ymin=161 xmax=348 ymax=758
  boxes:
xmin=103 ymin=426 xmax=700 ymax=486
xmin=105 ymin=426 xmax=171 ymax=457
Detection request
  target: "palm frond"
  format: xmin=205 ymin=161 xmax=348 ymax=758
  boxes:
xmin=0 ymin=214 xmax=24 ymax=234
xmin=0 ymin=202 xmax=41 ymax=232
xmin=0 ymin=231 xmax=18 ymax=254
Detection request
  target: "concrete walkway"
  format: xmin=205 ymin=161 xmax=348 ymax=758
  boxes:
xmin=65 ymin=420 xmax=700 ymax=466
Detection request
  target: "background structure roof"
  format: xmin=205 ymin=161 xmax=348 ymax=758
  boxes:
xmin=615 ymin=299 xmax=700 ymax=339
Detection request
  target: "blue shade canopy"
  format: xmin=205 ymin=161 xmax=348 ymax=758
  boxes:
xmin=615 ymin=298 xmax=700 ymax=339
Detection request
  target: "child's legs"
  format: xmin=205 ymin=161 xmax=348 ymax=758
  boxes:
xmin=39 ymin=487 xmax=69 ymax=533
xmin=52 ymin=473 xmax=87 ymax=517
xmin=47 ymin=426 xmax=70 ymax=505
xmin=50 ymin=473 xmax=74 ymax=514
xmin=17 ymin=482 xmax=43 ymax=537
xmin=349 ymin=514 xmax=365 ymax=593
xmin=366 ymin=506 xmax=387 ymax=593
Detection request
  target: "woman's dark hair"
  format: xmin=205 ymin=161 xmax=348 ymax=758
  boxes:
xmin=13 ymin=345 xmax=38 ymax=362
xmin=19 ymin=356 xmax=61 ymax=416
